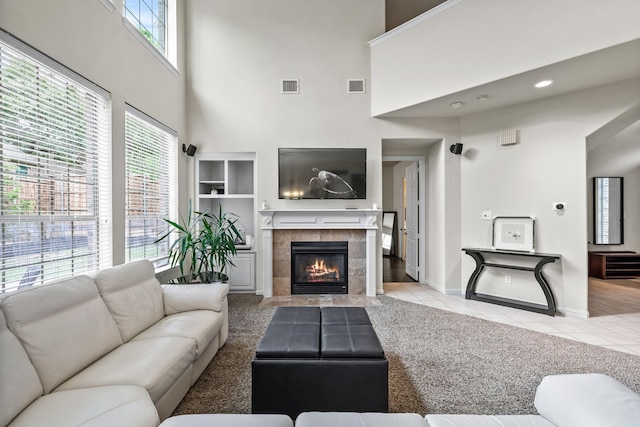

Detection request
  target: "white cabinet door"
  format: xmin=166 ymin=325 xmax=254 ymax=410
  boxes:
xmin=226 ymin=252 xmax=256 ymax=291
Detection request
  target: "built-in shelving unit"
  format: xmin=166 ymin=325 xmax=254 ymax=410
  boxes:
xmin=196 ymin=153 xmax=257 ymax=292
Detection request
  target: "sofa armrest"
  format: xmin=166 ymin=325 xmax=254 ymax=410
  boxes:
xmin=161 ymin=283 xmax=229 ymax=315
xmin=534 ymin=374 xmax=640 ymax=427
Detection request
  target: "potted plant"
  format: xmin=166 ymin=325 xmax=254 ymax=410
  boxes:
xmin=196 ymin=205 xmax=242 ymax=283
xmin=156 ymin=200 xmax=242 ymax=283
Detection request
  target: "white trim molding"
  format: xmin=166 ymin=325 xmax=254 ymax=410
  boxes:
xmin=369 ymin=0 xmax=466 ymax=46
xmin=259 ymin=209 xmax=380 ymax=298
xmin=122 ymin=17 xmax=179 ymax=77
xmin=96 ymin=0 xmax=115 ymax=12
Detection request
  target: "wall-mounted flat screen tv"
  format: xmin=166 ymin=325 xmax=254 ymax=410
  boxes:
xmin=278 ymin=148 xmax=366 ymax=199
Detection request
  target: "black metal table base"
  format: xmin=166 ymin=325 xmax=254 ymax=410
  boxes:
xmin=463 ymin=248 xmax=560 ymax=316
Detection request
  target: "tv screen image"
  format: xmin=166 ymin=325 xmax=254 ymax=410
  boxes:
xmin=278 ymin=148 xmax=366 ymax=199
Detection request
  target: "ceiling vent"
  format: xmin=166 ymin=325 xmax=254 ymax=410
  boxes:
xmin=347 ymin=79 xmax=366 ymax=94
xmin=281 ymin=79 xmax=299 ymax=94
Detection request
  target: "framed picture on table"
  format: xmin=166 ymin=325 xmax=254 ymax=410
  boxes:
xmin=492 ymin=216 xmax=535 ymax=252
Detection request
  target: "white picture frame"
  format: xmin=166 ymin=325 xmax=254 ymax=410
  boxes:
xmin=492 ymin=216 xmax=535 ymax=252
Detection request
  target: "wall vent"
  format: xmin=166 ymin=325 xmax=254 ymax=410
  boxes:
xmin=347 ymin=79 xmax=366 ymax=94
xmin=499 ymin=129 xmax=519 ymax=146
xmin=281 ymin=79 xmax=299 ymax=94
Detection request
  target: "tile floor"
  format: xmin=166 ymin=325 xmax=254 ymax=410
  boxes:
xmin=259 ymin=294 xmax=382 ymax=307
xmin=383 ymin=279 xmax=640 ymax=356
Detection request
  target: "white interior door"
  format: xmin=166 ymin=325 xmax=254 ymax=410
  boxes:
xmin=405 ymin=162 xmax=419 ymax=280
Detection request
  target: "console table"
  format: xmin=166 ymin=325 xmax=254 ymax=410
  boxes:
xmin=462 ymin=248 xmax=560 ymax=316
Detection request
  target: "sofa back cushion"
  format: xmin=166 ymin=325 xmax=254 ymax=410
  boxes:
xmin=0 ymin=276 xmax=123 ymax=394
xmin=534 ymin=373 xmax=640 ymax=427
xmin=0 ymin=310 xmax=43 ymax=426
xmin=93 ymin=260 xmax=164 ymax=342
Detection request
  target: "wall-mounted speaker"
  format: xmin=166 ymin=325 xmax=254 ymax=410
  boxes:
xmin=449 ymin=143 xmax=463 ymax=155
xmin=182 ymin=144 xmax=197 ymax=157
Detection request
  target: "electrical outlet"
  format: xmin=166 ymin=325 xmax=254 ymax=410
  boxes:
xmin=504 ymin=275 xmax=512 ymax=284
xmin=481 ymin=211 xmax=492 ymax=220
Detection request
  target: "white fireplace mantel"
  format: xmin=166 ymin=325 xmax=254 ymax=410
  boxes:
xmin=259 ymin=209 xmax=380 ymax=297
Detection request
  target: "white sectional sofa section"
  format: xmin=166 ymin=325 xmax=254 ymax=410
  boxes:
xmin=156 ymin=373 xmax=640 ymax=427
xmin=425 ymin=373 xmax=640 ymax=427
xmin=0 ymin=260 xmax=229 ymax=427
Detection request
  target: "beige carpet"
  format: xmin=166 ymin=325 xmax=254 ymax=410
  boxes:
xmin=173 ymin=294 xmax=640 ymax=416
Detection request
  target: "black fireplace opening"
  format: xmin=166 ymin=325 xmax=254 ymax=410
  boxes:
xmin=291 ymin=241 xmax=348 ymax=294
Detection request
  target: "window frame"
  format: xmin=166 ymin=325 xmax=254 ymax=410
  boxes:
xmin=124 ymin=104 xmax=177 ymax=266
xmin=122 ymin=0 xmax=178 ymax=74
xmin=0 ymin=30 xmax=112 ymax=293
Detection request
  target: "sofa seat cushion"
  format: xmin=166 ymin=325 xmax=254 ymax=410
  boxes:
xmin=0 ymin=275 xmax=123 ymax=393
xmin=425 ymin=414 xmax=554 ymax=427
xmin=534 ymin=373 xmax=640 ymax=427
xmin=132 ymin=310 xmax=224 ymax=356
xmin=55 ymin=336 xmax=196 ymax=403
xmin=159 ymin=414 xmax=293 ymax=427
xmin=8 ymin=385 xmax=159 ymax=427
xmin=297 ymin=412 xmax=428 ymax=427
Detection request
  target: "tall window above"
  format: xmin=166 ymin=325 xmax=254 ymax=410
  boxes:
xmin=123 ymin=0 xmax=177 ymax=70
xmin=124 ymin=0 xmax=168 ymax=56
xmin=124 ymin=105 xmax=177 ymax=265
xmin=0 ymin=31 xmax=112 ymax=293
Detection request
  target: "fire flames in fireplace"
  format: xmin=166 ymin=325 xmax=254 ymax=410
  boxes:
xmin=305 ymin=258 xmax=340 ymax=282
xmin=290 ymin=241 xmax=348 ymax=294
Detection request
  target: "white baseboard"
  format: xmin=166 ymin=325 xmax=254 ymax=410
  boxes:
xmin=558 ymin=307 xmax=590 ymax=319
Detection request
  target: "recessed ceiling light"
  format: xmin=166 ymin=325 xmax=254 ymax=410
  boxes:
xmin=535 ymin=80 xmax=553 ymax=88
xmin=450 ymin=101 xmax=465 ymax=109
xmin=476 ymin=94 xmax=490 ymax=102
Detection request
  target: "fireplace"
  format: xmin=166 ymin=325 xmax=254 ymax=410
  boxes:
xmin=291 ymin=241 xmax=348 ymax=294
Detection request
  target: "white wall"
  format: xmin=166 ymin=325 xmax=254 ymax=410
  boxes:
xmin=382 ymin=165 xmax=395 ymax=211
xmin=460 ymin=78 xmax=640 ymax=316
xmin=380 ymin=133 xmax=461 ymax=290
xmin=0 ymin=0 xmax=188 ymax=265
xmin=370 ymin=0 xmax=640 ymax=116
xmin=185 ymin=0 xmax=386 ymax=294
xmin=587 ymin=116 xmax=640 ymax=252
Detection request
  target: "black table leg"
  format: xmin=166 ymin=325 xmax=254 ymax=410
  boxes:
xmin=465 ymin=251 xmax=485 ymax=299
xmin=534 ymin=257 xmax=558 ymax=316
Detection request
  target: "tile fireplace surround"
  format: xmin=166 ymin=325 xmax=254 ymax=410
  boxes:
xmin=259 ymin=209 xmax=380 ymax=297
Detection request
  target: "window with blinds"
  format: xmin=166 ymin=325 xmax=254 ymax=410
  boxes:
xmin=124 ymin=105 xmax=177 ymax=265
xmin=0 ymin=31 xmax=112 ymax=293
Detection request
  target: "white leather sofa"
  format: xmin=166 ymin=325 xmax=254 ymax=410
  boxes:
xmin=0 ymin=260 xmax=230 ymax=427
xmin=424 ymin=373 xmax=640 ymax=427
xmin=288 ymin=374 xmax=640 ymax=427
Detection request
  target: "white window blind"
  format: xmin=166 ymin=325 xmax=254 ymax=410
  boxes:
xmin=0 ymin=31 xmax=112 ymax=293
xmin=124 ymin=105 xmax=176 ymax=264
xmin=595 ymin=178 xmax=610 ymax=244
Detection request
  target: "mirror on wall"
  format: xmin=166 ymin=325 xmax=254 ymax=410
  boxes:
xmin=593 ymin=177 xmax=624 ymax=245
xmin=382 ymin=211 xmax=397 ymax=256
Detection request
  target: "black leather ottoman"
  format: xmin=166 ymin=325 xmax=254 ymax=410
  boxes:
xmin=252 ymin=307 xmax=388 ymax=419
